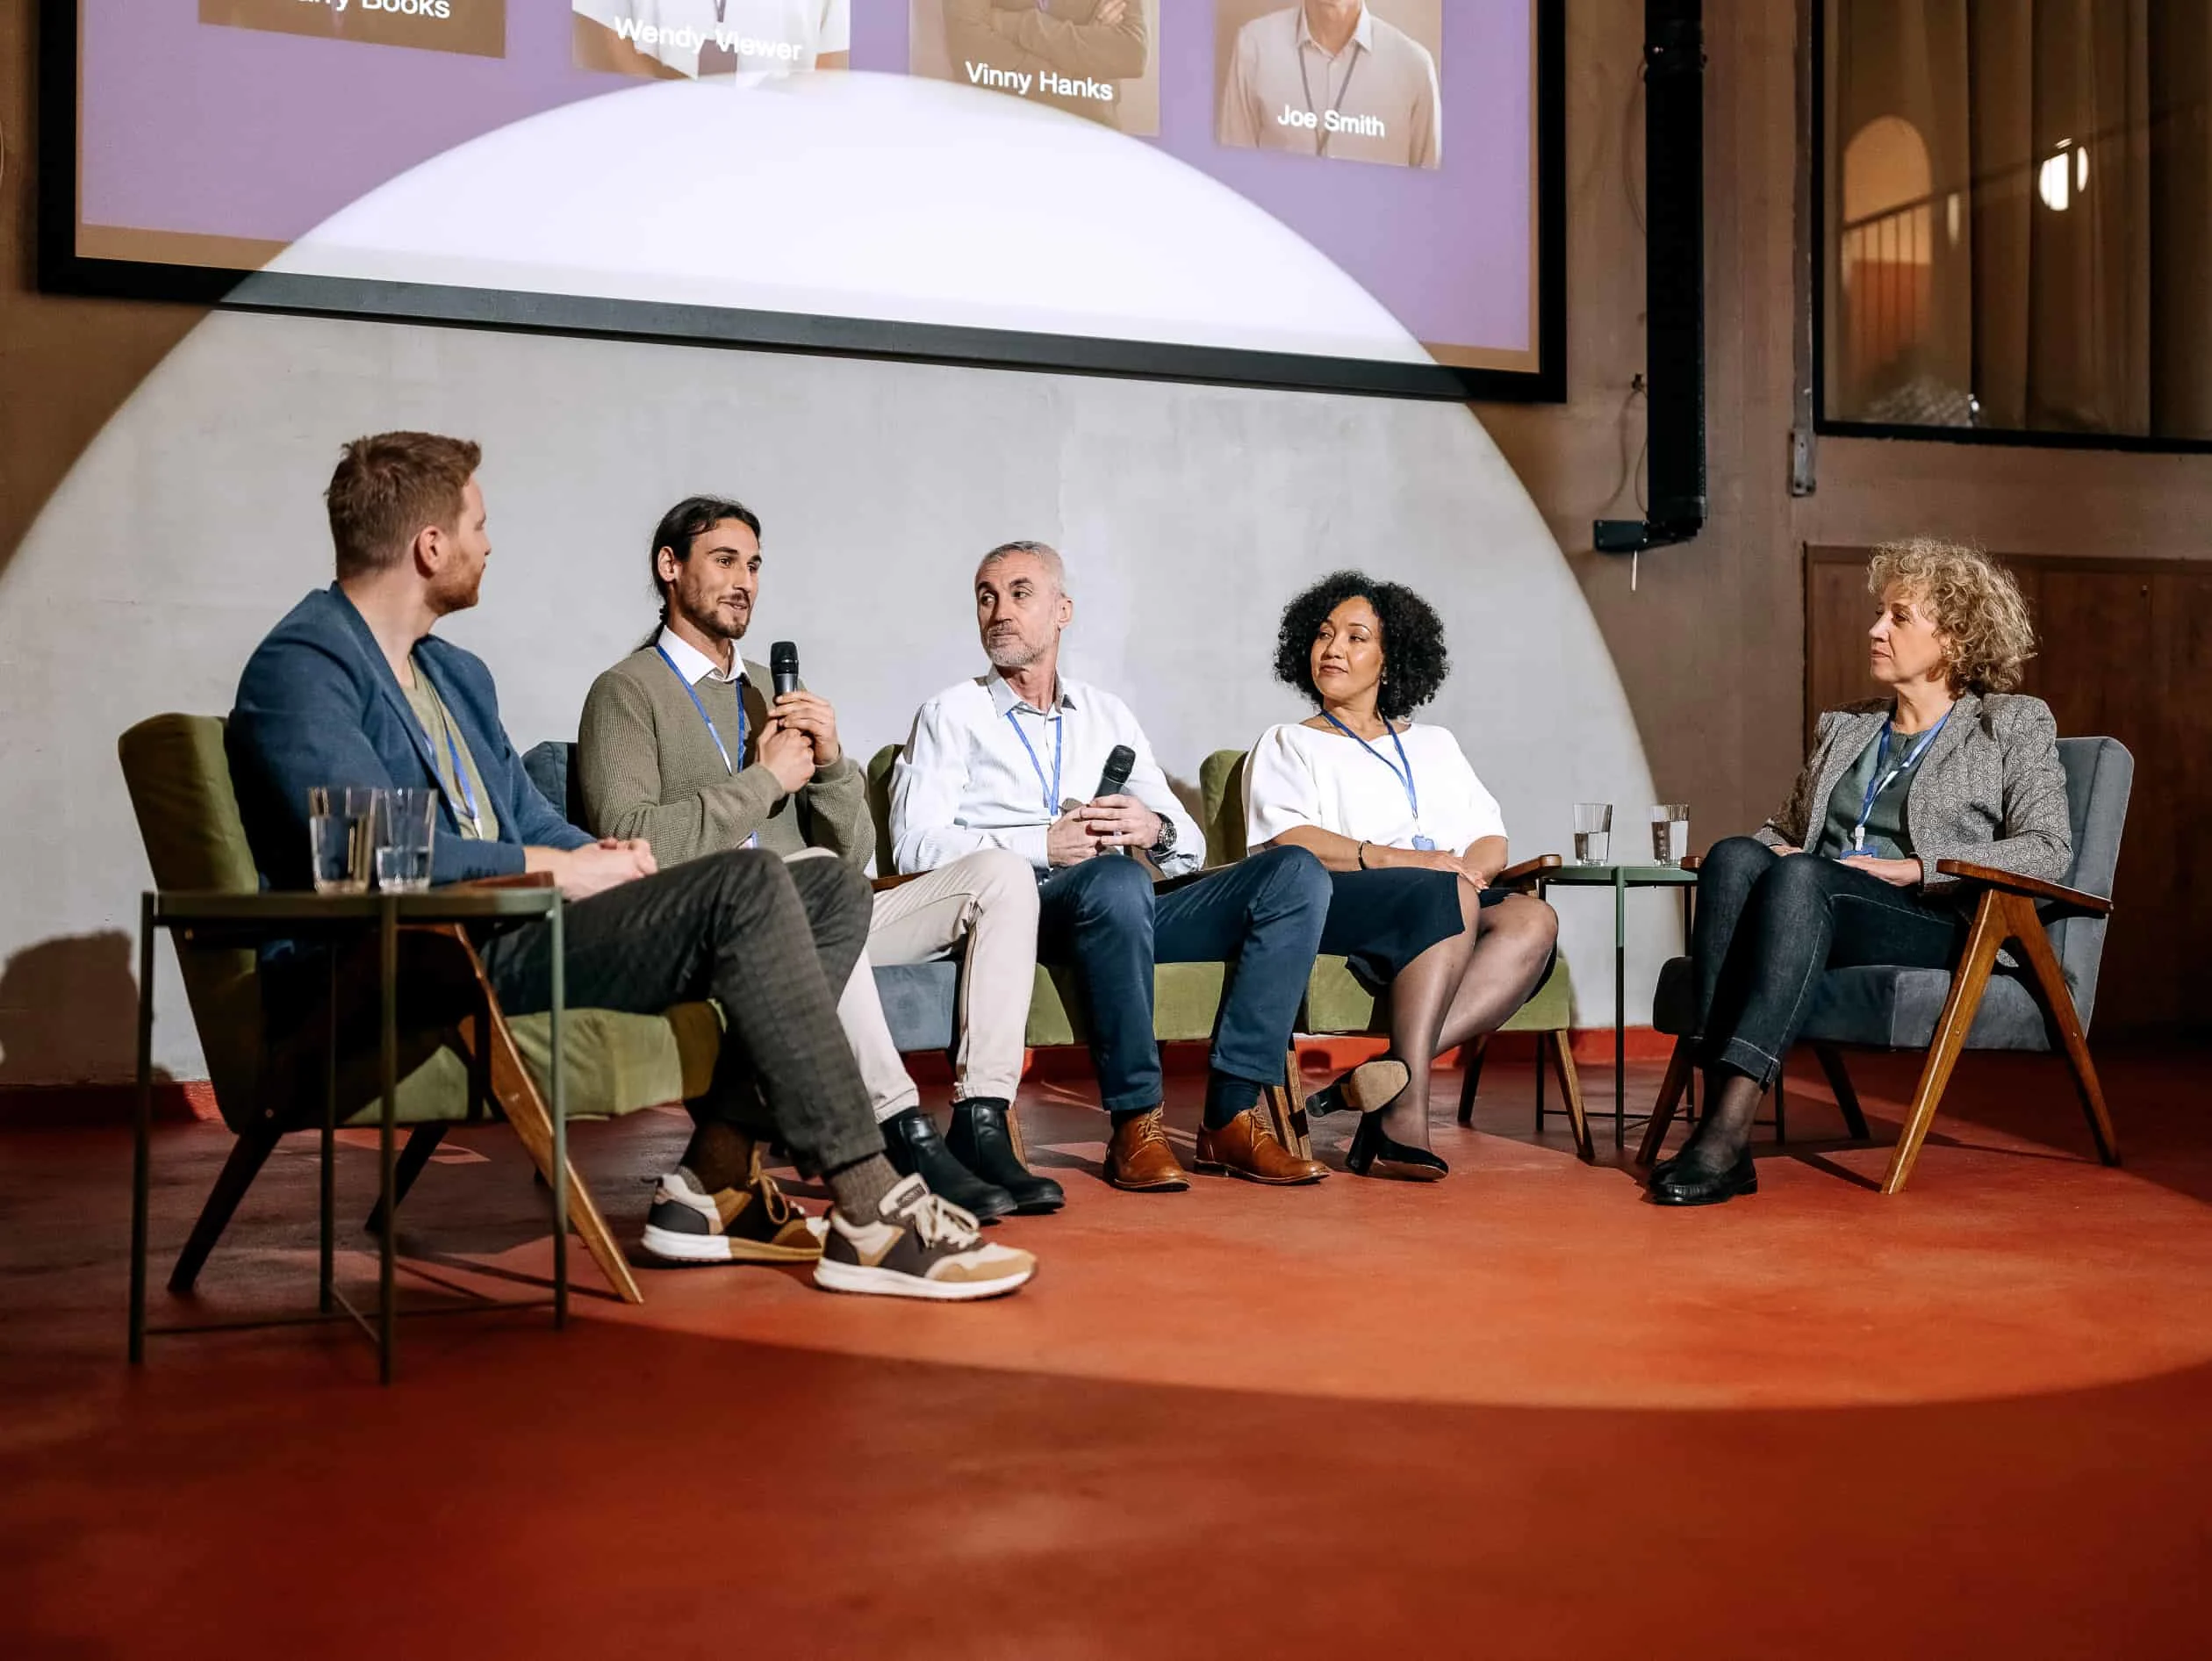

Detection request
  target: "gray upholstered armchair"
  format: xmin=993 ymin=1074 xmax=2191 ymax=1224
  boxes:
xmin=1637 ymin=736 xmax=2133 ymax=1193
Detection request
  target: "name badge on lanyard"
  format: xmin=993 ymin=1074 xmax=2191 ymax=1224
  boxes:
xmin=1845 ymin=709 xmax=1950 ymax=857
xmin=1320 ymin=710 xmax=1432 ymax=848
xmin=656 ymin=645 xmax=758 ymax=849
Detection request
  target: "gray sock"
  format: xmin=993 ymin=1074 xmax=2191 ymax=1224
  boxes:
xmin=826 ymin=1152 xmax=903 ymax=1219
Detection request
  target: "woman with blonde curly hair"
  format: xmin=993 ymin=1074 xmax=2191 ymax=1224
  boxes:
xmin=1651 ymin=539 xmax=2071 ymax=1205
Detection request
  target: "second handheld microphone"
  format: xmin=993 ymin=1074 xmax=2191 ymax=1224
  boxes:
xmin=770 ymin=641 xmax=801 ymax=699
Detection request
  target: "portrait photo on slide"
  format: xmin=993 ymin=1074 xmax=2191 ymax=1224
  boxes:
xmin=1215 ymin=0 xmax=1442 ymax=170
xmin=571 ymin=0 xmax=850 ymax=81
xmin=910 ymin=0 xmax=1162 ymax=139
xmin=198 ymin=0 xmax=508 ymax=59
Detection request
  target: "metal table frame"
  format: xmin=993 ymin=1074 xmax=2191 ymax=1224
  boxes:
xmin=132 ymin=888 xmax=564 ymax=1384
xmin=1534 ymin=864 xmax=1698 ymax=1148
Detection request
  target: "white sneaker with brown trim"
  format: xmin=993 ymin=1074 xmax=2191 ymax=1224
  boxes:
xmin=639 ymin=1165 xmax=821 ymax=1265
xmin=813 ymin=1175 xmax=1036 ymax=1301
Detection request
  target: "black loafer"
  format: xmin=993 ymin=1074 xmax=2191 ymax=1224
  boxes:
xmin=1649 ymin=1148 xmax=1757 ymax=1206
xmin=948 ymin=1099 xmax=1065 ymax=1215
xmin=1346 ymin=1110 xmax=1448 ymax=1182
xmin=881 ymin=1108 xmax=1016 ymax=1224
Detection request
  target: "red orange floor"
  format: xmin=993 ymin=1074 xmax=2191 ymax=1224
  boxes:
xmin=4 ymin=1049 xmax=2211 ymax=1657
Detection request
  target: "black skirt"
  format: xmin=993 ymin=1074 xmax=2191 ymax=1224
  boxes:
xmin=1319 ymin=867 xmax=1502 ymax=991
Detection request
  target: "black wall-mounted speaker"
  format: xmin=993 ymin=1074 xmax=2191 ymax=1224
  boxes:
xmin=1596 ymin=0 xmax=1706 ymax=555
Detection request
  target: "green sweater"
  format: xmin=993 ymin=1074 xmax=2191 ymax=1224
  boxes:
xmin=576 ymin=647 xmax=872 ymax=870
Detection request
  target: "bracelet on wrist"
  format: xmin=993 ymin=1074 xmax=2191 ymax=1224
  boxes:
xmin=1356 ymin=841 xmax=1370 ymax=870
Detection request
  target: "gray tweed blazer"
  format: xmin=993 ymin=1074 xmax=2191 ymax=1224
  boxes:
xmin=1756 ymin=691 xmax=2072 ymax=895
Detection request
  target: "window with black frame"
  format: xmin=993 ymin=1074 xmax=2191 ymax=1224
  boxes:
xmin=1821 ymin=0 xmax=2212 ymax=447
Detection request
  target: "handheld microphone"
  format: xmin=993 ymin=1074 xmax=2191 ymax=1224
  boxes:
xmin=1091 ymin=744 xmax=1138 ymax=854
xmin=1094 ymin=744 xmax=1136 ymax=802
xmin=770 ymin=642 xmax=801 ymax=699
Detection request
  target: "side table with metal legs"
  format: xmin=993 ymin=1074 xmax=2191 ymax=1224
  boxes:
xmin=1533 ymin=865 xmax=1698 ymax=1149
xmin=131 ymin=887 xmax=564 ymax=1384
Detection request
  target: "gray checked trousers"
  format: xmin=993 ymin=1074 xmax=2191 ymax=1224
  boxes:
xmin=478 ymin=849 xmax=882 ymax=1175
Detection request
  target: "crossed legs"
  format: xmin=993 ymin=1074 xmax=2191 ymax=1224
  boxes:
xmin=1672 ymin=837 xmax=1964 ymax=1176
xmin=1368 ymin=887 xmax=1559 ymax=1149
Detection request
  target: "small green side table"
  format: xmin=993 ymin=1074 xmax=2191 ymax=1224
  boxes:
xmin=133 ymin=887 xmax=565 ymax=1384
xmin=1535 ymin=864 xmax=1698 ymax=1148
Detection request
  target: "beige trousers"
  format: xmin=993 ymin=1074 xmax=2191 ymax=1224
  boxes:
xmin=828 ymin=848 xmax=1040 ymax=1123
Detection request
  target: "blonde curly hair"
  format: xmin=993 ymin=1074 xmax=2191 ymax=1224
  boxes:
xmin=1866 ymin=538 xmax=2036 ymax=694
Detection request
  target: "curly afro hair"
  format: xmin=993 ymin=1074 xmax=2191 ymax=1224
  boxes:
xmin=1273 ymin=570 xmax=1450 ymax=723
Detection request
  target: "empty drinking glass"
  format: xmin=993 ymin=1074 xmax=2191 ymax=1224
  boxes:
xmin=1573 ymin=802 xmax=1613 ymax=866
xmin=1649 ymin=803 xmax=1691 ymax=866
xmin=375 ymin=787 xmax=437 ymax=893
xmin=308 ymin=787 xmax=378 ymax=894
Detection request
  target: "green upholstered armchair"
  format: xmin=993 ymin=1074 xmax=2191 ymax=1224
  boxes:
xmin=864 ymin=746 xmax=1308 ymax=1146
xmin=117 ymin=715 xmax=723 ymax=1306
xmin=1198 ymin=749 xmax=1594 ymax=1162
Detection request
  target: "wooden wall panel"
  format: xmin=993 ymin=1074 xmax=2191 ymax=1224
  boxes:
xmin=1807 ymin=547 xmax=2207 ymax=1035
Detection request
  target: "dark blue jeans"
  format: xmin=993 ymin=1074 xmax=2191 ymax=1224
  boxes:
xmin=1693 ymin=836 xmax=1965 ymax=1089
xmin=1037 ymin=847 xmax=1332 ymax=1116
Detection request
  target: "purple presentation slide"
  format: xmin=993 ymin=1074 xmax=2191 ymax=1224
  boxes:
xmin=74 ymin=2 xmax=1537 ymax=370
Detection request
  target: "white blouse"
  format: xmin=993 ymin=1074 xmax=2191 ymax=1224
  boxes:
xmin=1246 ymin=721 xmax=1508 ymax=853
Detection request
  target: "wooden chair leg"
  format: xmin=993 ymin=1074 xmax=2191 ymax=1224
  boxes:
xmin=2002 ymin=892 xmax=2121 ymax=1166
xmin=1265 ymin=1045 xmax=1313 ymax=1160
xmin=168 ymin=1120 xmax=284 ymax=1295
xmin=1459 ymin=1034 xmax=1490 ymax=1126
xmin=1548 ymin=1030 xmax=1594 ymax=1163
xmin=364 ymin=1124 xmax=448 ymax=1238
xmin=444 ymin=942 xmax=644 ymax=1306
xmin=1634 ymin=1036 xmax=1698 ymax=1167
xmin=1881 ymin=892 xmax=2007 ymax=1195
xmin=1812 ymin=1042 xmax=1870 ymax=1140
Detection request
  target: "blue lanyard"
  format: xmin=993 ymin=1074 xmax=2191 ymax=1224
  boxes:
xmin=1319 ymin=709 xmax=1427 ymax=842
xmin=411 ymin=667 xmax=483 ymax=838
xmin=1852 ymin=708 xmax=1950 ymax=849
xmin=438 ymin=722 xmax=484 ymax=838
xmin=1006 ymin=706 xmax=1064 ymax=817
xmin=656 ymin=645 xmax=746 ymax=776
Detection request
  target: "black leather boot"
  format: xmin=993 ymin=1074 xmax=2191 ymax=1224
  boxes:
xmin=880 ymin=1109 xmax=1016 ymax=1224
xmin=948 ymin=1099 xmax=1066 ymax=1215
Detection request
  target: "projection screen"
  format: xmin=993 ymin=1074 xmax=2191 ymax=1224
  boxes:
xmin=42 ymin=1 xmax=1563 ymax=400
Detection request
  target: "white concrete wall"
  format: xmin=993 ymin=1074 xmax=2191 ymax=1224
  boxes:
xmin=0 ymin=312 xmax=1667 ymax=1082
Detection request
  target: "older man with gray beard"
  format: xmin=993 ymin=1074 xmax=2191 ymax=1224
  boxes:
xmin=892 ymin=541 xmax=1399 ymax=1193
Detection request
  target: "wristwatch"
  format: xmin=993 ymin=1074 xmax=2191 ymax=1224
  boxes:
xmin=1146 ymin=817 xmax=1180 ymax=865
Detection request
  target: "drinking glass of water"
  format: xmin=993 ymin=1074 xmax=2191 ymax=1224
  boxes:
xmin=1649 ymin=803 xmax=1691 ymax=866
xmin=1573 ymin=802 xmax=1613 ymax=866
xmin=375 ymin=787 xmax=437 ymax=893
xmin=308 ymin=787 xmax=378 ymax=894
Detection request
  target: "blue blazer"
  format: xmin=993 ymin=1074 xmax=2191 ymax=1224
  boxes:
xmin=228 ymin=585 xmax=592 ymax=888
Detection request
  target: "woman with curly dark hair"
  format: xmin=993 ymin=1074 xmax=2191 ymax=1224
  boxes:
xmin=1245 ymin=572 xmax=1560 ymax=1180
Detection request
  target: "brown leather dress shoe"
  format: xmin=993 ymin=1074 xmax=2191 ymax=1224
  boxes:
xmin=1193 ymin=1106 xmax=1328 ymax=1186
xmin=1104 ymin=1108 xmax=1190 ymax=1192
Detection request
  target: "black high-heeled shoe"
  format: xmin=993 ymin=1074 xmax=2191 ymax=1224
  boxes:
xmin=1304 ymin=1058 xmax=1411 ymax=1119
xmin=1346 ymin=1109 xmax=1448 ymax=1182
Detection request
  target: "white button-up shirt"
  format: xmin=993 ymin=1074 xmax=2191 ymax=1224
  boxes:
xmin=891 ymin=672 xmax=1203 ymax=876
xmin=655 ymin=624 xmax=744 ymax=687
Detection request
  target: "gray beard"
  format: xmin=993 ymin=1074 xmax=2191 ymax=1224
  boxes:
xmin=985 ymin=636 xmax=1045 ymax=671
